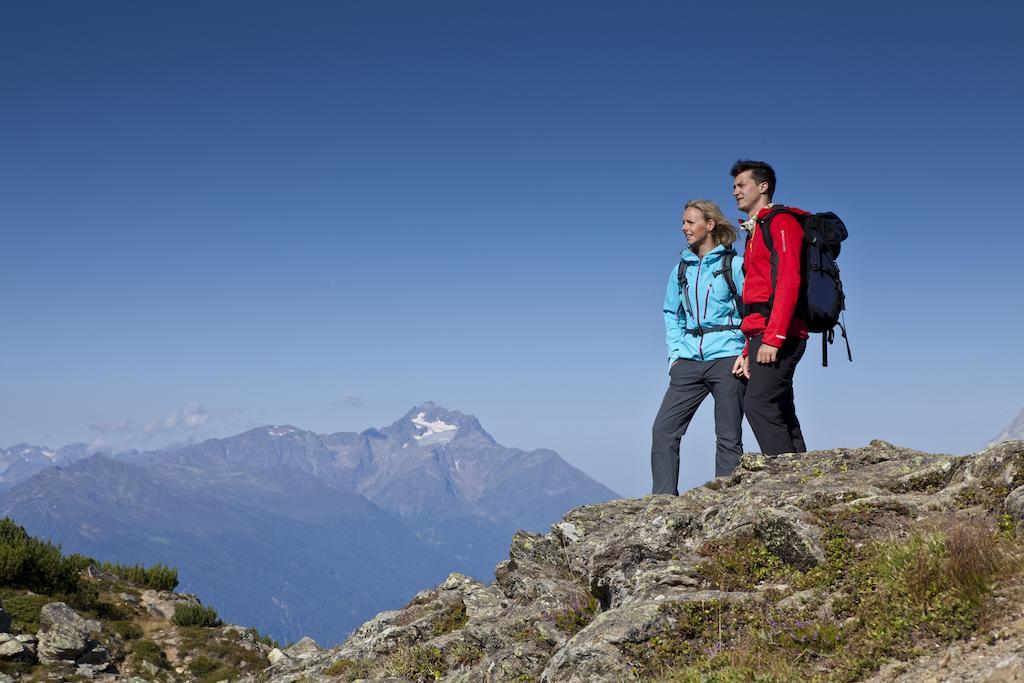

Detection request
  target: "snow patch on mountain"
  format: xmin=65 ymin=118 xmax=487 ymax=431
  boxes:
xmin=411 ymin=413 xmax=458 ymax=444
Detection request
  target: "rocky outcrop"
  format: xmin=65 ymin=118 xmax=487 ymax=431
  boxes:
xmin=36 ymin=602 xmax=103 ymax=663
xmin=138 ymin=589 xmax=200 ymax=620
xmin=246 ymin=439 xmax=1024 ymax=683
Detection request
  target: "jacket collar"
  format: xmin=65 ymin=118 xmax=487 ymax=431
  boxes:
xmin=681 ymin=243 xmax=730 ymax=264
xmin=741 ymin=203 xmax=775 ymax=233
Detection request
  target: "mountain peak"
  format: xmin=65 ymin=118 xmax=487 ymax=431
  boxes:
xmin=990 ymin=407 xmax=1024 ymax=446
xmin=385 ymin=403 xmax=493 ymax=446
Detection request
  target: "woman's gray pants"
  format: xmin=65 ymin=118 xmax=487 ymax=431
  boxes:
xmin=651 ymin=357 xmax=746 ymax=495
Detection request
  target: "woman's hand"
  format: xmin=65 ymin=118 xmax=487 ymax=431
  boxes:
xmin=732 ymin=355 xmax=749 ymax=379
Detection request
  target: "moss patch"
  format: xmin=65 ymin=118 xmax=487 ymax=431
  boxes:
xmin=431 ymin=599 xmax=468 ymax=635
xmin=696 ymin=533 xmax=796 ymax=590
xmin=628 ymin=521 xmax=1019 ymax=683
xmin=554 ymin=596 xmax=599 ymax=635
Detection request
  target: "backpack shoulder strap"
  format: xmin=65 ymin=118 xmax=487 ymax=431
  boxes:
xmin=718 ymin=251 xmax=744 ymax=317
xmin=756 ymin=204 xmax=795 ymax=253
xmin=676 ymin=258 xmax=690 ymax=323
xmin=755 ymin=205 xmax=797 ymax=307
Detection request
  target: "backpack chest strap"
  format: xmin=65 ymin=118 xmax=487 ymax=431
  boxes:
xmin=684 ymin=324 xmax=742 ymax=337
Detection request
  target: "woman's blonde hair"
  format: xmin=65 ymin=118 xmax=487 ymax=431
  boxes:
xmin=683 ymin=199 xmax=738 ymax=247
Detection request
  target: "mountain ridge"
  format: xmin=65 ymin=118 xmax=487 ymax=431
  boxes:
xmin=0 ymin=403 xmax=618 ymax=644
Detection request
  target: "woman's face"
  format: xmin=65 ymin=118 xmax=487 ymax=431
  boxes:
xmin=682 ymin=207 xmax=715 ymax=250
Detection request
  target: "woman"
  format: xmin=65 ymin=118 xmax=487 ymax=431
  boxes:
xmin=651 ymin=199 xmax=746 ymax=494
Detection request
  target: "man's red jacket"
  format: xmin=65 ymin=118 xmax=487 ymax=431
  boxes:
xmin=741 ymin=205 xmax=809 ymax=354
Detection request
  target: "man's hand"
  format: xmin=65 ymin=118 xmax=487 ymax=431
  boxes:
xmin=732 ymin=355 xmax=749 ymax=379
xmin=756 ymin=342 xmax=780 ymax=365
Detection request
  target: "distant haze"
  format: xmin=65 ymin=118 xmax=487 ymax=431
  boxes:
xmin=0 ymin=403 xmax=617 ymax=644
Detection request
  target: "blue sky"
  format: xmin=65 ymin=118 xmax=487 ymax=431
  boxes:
xmin=2 ymin=1 xmax=1021 ymax=498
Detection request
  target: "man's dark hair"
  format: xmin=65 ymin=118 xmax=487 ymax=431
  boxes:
xmin=730 ymin=159 xmax=776 ymax=200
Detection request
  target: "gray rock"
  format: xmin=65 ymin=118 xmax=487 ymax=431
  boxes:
xmin=75 ymin=661 xmax=114 ymax=679
xmin=755 ymin=507 xmax=824 ymax=570
xmin=39 ymin=602 xmax=101 ymax=636
xmin=1004 ymin=484 xmax=1024 ymax=530
xmin=140 ymin=590 xmax=200 ymax=620
xmin=76 ymin=645 xmax=109 ymax=665
xmin=14 ymin=634 xmax=37 ymax=655
xmin=0 ymin=637 xmax=30 ymax=661
xmin=37 ymin=625 xmax=88 ymax=662
xmin=283 ymin=636 xmax=321 ymax=659
xmin=36 ymin=602 xmax=101 ymax=663
xmin=776 ymin=588 xmax=817 ymax=611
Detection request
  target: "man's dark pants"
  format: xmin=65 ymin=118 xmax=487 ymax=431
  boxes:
xmin=651 ymin=357 xmax=745 ymax=495
xmin=744 ymin=333 xmax=807 ymax=456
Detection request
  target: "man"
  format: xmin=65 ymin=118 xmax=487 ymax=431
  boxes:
xmin=730 ymin=160 xmax=807 ymax=455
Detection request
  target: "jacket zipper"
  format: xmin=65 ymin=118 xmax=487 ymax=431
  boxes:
xmin=699 ymin=283 xmax=714 ymax=360
xmin=695 ymin=258 xmax=704 ymax=360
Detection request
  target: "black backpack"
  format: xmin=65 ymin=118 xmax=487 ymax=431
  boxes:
xmin=676 ymin=249 xmax=744 ymax=338
xmin=753 ymin=205 xmax=852 ymax=366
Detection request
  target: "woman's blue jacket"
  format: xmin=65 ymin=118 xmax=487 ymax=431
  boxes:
xmin=663 ymin=244 xmax=746 ymax=366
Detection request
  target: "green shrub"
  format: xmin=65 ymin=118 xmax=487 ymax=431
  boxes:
xmin=100 ymin=562 xmax=179 ymax=591
xmin=172 ymin=603 xmax=222 ymax=627
xmin=382 ymin=645 xmax=447 ymax=682
xmin=188 ymin=656 xmax=220 ymax=676
xmin=324 ymin=657 xmax=373 ymax=679
xmin=0 ymin=518 xmax=82 ymax=595
xmin=245 ymin=627 xmax=280 ymax=649
xmin=0 ymin=592 xmax=51 ymax=632
xmin=446 ymin=640 xmax=484 ymax=666
xmin=130 ymin=639 xmax=169 ymax=669
xmin=0 ymin=659 xmax=33 ymax=677
xmin=112 ymin=621 xmax=144 ymax=641
xmin=175 ymin=626 xmax=268 ymax=679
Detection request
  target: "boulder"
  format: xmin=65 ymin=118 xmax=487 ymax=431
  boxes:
xmin=1004 ymin=484 xmax=1024 ymax=529
xmin=0 ymin=636 xmax=30 ymax=661
xmin=36 ymin=602 xmax=101 ymax=663
xmin=140 ymin=589 xmax=200 ymax=620
xmin=283 ymin=636 xmax=321 ymax=659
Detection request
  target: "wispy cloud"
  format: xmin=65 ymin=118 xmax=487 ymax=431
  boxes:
xmin=88 ymin=403 xmax=219 ymax=453
xmin=342 ymin=393 xmax=364 ymax=408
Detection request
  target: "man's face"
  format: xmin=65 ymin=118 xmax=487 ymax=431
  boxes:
xmin=732 ymin=170 xmax=767 ymax=213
